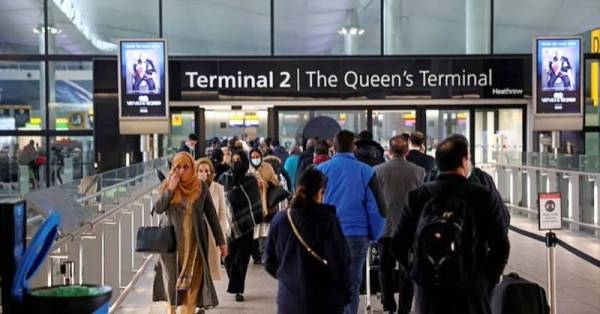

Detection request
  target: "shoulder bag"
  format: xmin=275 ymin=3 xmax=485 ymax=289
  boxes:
xmin=135 ymin=209 xmax=176 ymax=253
xmin=286 ymin=209 xmax=328 ymax=265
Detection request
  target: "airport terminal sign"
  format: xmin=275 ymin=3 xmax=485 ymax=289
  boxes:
xmin=176 ymin=57 xmax=531 ymax=99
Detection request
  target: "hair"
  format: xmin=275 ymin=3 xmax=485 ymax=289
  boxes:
xmin=334 ymin=130 xmax=355 ymax=153
xmin=196 ymin=157 xmax=215 ymax=185
xmin=188 ymin=133 xmax=198 ymax=141
xmin=271 ymin=139 xmax=280 ymax=147
xmin=305 ymin=137 xmax=318 ymax=149
xmin=290 ymin=167 xmax=327 ymax=211
xmin=290 ymin=144 xmax=302 ymax=155
xmin=400 ymin=133 xmax=411 ymax=142
xmin=389 ymin=135 xmax=409 ymax=157
xmin=314 ymin=140 xmax=330 ymax=156
xmin=410 ymin=131 xmax=425 ymax=147
xmin=210 ymin=148 xmax=224 ymax=164
xmin=265 ymin=137 xmax=273 ymax=147
xmin=435 ymin=135 xmax=469 ymax=172
xmin=358 ymin=130 xmax=373 ymax=140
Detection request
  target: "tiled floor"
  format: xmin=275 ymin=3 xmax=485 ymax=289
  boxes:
xmin=116 ymin=214 xmax=600 ymax=314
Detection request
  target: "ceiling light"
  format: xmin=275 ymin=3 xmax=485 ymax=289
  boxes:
xmin=337 ymin=26 xmax=365 ymax=37
xmin=33 ymin=26 xmax=62 ymax=35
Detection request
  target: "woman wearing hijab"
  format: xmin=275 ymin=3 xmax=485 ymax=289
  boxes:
xmin=264 ymin=168 xmax=351 ymax=314
xmin=248 ymin=148 xmax=280 ymax=263
xmin=218 ymin=150 xmax=262 ymax=302
xmin=152 ymin=152 xmax=228 ymax=314
xmin=196 ymin=157 xmax=231 ymax=281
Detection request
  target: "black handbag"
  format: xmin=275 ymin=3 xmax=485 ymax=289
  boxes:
xmin=267 ymin=185 xmax=291 ymax=208
xmin=135 ymin=211 xmax=176 ymax=253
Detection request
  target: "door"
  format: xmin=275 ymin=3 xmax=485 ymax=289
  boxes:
xmin=425 ymin=109 xmax=470 ymax=157
xmin=474 ymin=108 xmax=524 ymax=164
xmin=167 ymin=107 xmax=200 ymax=157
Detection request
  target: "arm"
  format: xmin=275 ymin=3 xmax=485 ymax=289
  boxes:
xmin=264 ymin=164 xmax=279 ymax=187
xmin=153 ymin=190 xmax=173 ymax=215
xmin=264 ymin=219 xmax=279 ymax=278
xmin=483 ymin=193 xmax=511 ymax=284
xmin=202 ymin=184 xmax=226 ymax=247
xmin=365 ymin=187 xmax=385 ymax=241
xmin=217 ymin=184 xmax=231 ymax=238
xmin=368 ymin=173 xmax=386 ymax=218
xmin=391 ymin=191 xmax=420 ymax=269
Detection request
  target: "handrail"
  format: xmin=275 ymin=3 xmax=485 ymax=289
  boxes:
xmin=491 ymin=163 xmax=600 ymax=178
xmin=506 ymin=204 xmax=600 ymax=231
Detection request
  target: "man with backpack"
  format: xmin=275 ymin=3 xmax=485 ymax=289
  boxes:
xmin=391 ymin=135 xmax=510 ymax=314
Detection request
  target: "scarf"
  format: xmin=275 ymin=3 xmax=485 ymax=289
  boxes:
xmin=161 ymin=152 xmax=201 ymax=206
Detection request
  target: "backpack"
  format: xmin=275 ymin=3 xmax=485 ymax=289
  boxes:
xmin=411 ymin=183 xmax=478 ymax=290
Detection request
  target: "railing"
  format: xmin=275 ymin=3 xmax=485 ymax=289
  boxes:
xmin=482 ymin=151 xmax=600 ymax=237
xmin=23 ymin=157 xmax=171 ymax=312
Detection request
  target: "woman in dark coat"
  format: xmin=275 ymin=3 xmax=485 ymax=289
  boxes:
xmin=264 ymin=167 xmax=352 ymax=314
xmin=152 ymin=152 xmax=228 ymax=314
xmin=218 ymin=150 xmax=262 ymax=302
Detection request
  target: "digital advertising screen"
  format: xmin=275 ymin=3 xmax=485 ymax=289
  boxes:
xmin=535 ymin=37 xmax=582 ymax=114
xmin=118 ymin=39 xmax=167 ymax=118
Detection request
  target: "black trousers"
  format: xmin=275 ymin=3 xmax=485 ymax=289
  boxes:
xmin=225 ymin=231 xmax=253 ymax=294
xmin=379 ymin=237 xmax=414 ymax=313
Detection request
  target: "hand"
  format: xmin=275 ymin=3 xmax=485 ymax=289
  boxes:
xmin=219 ymin=244 xmax=229 ymax=258
xmin=168 ymin=173 xmax=180 ymax=191
xmin=256 ymin=176 xmax=264 ymax=189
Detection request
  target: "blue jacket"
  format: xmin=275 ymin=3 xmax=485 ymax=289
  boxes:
xmin=316 ymin=153 xmax=385 ymax=240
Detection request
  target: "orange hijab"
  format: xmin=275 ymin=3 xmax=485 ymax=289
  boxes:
xmin=161 ymin=152 xmax=201 ymax=206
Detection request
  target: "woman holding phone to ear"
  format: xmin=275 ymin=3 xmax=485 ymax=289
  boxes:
xmin=152 ymin=152 xmax=228 ymax=314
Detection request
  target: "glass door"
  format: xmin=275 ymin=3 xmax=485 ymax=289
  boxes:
xmin=371 ymin=110 xmax=416 ymax=148
xmin=425 ymin=109 xmax=470 ymax=157
xmin=168 ymin=108 xmax=197 ymax=156
xmin=474 ymin=108 xmax=523 ymax=164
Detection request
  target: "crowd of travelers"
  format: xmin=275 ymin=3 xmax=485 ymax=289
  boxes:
xmin=152 ymin=130 xmax=510 ymax=314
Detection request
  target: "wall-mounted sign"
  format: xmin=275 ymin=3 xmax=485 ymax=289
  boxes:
xmin=118 ymin=39 xmax=169 ymax=134
xmin=534 ymin=37 xmax=582 ymax=115
xmin=539 ymin=192 xmax=562 ymax=230
xmin=175 ymin=57 xmax=531 ymax=100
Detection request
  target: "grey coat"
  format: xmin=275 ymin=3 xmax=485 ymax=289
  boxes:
xmin=374 ymin=158 xmax=425 ymax=238
xmin=152 ymin=181 xmax=226 ymax=308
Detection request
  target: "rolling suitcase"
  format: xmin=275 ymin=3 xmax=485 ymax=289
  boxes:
xmin=492 ymin=272 xmax=550 ymax=314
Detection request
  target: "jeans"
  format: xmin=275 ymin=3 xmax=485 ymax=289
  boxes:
xmin=378 ymin=237 xmax=414 ymax=313
xmin=344 ymin=236 xmax=370 ymax=314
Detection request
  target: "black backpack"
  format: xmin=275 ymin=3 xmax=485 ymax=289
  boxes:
xmin=411 ymin=184 xmax=478 ymax=290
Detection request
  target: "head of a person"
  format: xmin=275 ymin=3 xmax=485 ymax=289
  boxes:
xmin=389 ymin=135 xmax=409 ymax=159
xmin=249 ymin=148 xmax=263 ymax=169
xmin=305 ymin=137 xmax=318 ymax=150
xmin=314 ymin=140 xmax=330 ymax=156
xmin=410 ymin=131 xmax=425 ymax=148
xmin=231 ymin=150 xmax=249 ymax=175
xmin=264 ymin=137 xmax=273 ymax=148
xmin=221 ymin=146 xmax=232 ymax=164
xmin=358 ymin=130 xmax=373 ymax=141
xmin=186 ymin=133 xmax=198 ymax=148
xmin=196 ymin=157 xmax=215 ymax=185
xmin=290 ymin=144 xmax=302 ymax=155
xmin=29 ymin=140 xmax=34 ymax=146
xmin=435 ymin=135 xmax=471 ymax=177
xmin=291 ymin=167 xmax=328 ymax=210
xmin=210 ymin=148 xmax=223 ymax=165
xmin=333 ymin=130 xmax=355 ymax=153
xmin=271 ymin=139 xmax=280 ymax=148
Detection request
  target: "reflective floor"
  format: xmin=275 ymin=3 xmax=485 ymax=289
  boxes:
xmin=116 ymin=215 xmax=600 ymax=314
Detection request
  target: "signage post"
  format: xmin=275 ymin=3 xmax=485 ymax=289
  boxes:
xmin=538 ymin=192 xmax=561 ymax=314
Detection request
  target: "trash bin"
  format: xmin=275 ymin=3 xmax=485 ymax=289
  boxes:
xmin=11 ymin=212 xmax=112 ymax=314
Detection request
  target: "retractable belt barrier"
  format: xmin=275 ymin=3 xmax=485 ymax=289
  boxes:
xmin=508 ymin=224 xmax=600 ymax=268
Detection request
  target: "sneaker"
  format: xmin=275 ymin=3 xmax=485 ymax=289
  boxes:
xmin=235 ymin=293 xmax=244 ymax=302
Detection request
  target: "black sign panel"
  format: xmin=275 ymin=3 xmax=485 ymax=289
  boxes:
xmin=174 ymin=57 xmax=531 ymax=99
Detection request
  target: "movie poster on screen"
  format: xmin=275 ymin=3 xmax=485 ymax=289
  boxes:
xmin=534 ymin=37 xmax=582 ymax=114
xmin=118 ymin=40 xmax=167 ymax=119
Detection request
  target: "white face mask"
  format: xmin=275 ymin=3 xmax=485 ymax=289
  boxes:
xmin=251 ymin=158 xmax=261 ymax=167
xmin=198 ymin=172 xmax=208 ymax=181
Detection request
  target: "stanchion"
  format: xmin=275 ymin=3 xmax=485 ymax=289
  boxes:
xmin=545 ymin=231 xmax=558 ymax=314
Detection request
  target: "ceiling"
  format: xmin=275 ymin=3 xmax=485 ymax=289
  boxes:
xmin=0 ymin=0 xmax=599 ymax=55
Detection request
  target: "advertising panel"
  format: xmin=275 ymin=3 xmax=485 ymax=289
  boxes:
xmin=534 ymin=37 xmax=582 ymax=114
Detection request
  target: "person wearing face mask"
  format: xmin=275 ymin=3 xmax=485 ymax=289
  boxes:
xmin=264 ymin=168 xmax=352 ymax=314
xmin=196 ymin=158 xmax=231 ymax=283
xmin=218 ymin=150 xmax=262 ymax=302
xmin=248 ymin=148 xmax=280 ymax=264
xmin=152 ymin=152 xmax=228 ymax=314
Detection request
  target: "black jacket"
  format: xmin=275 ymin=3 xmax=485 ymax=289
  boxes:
xmin=406 ymin=150 xmax=435 ymax=174
xmin=265 ymin=204 xmax=351 ymax=314
xmin=295 ymin=146 xmax=315 ymax=183
xmin=354 ymin=139 xmax=385 ymax=167
xmin=392 ymin=173 xmax=510 ymax=314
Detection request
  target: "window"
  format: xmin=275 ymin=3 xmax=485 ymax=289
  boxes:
xmin=164 ymin=0 xmax=270 ymax=55
xmin=0 ymin=1 xmax=45 ymax=53
xmin=0 ymin=62 xmax=44 ymax=130
xmin=50 ymin=62 xmax=93 ymax=130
